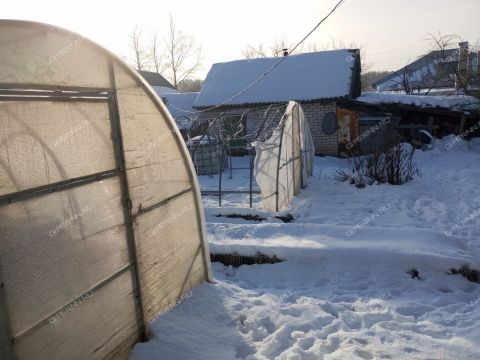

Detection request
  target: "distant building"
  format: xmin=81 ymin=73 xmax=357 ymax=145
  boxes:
xmin=139 ymin=70 xmax=197 ymax=134
xmin=373 ymin=42 xmax=480 ymax=96
xmin=159 ymin=92 xmax=200 ymax=136
xmin=138 ymin=70 xmax=176 ymax=94
xmin=193 ymin=50 xmax=362 ymax=156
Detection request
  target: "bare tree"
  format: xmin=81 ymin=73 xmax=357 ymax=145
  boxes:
xmin=163 ymin=15 xmax=202 ymax=88
xmin=241 ymin=42 xmax=268 ymax=59
xmin=150 ymin=31 xmax=167 ymax=74
xmin=389 ymin=60 xmax=414 ymax=94
xmin=242 ymin=37 xmax=294 ymax=58
xmin=130 ymin=25 xmax=147 ymax=71
xmin=425 ymin=32 xmax=480 ymax=93
xmin=320 ymin=40 xmax=372 ymax=74
xmin=421 ymin=32 xmax=462 ymax=94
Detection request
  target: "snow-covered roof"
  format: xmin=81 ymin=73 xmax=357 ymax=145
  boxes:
xmin=357 ymin=93 xmax=480 ymax=112
xmin=194 ymin=50 xmax=360 ymax=108
xmin=373 ymin=49 xmax=479 ymax=92
xmin=159 ymin=92 xmax=199 ymax=129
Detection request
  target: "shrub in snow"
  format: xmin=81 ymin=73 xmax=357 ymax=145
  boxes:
xmin=337 ymin=140 xmax=420 ymax=187
xmin=450 ymin=264 xmax=480 ymax=283
xmin=407 ymin=268 xmax=420 ymax=279
xmin=210 ymin=252 xmax=283 ymax=267
xmin=383 ymin=142 xmax=419 ymax=185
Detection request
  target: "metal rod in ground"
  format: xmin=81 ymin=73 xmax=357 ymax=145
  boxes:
xmin=218 ymin=147 xmax=225 ymax=207
xmin=228 ymin=147 xmax=233 ymax=179
xmin=249 ymin=147 xmax=254 ymax=208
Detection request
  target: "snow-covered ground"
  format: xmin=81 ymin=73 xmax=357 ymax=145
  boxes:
xmin=131 ymin=136 xmax=480 ymax=360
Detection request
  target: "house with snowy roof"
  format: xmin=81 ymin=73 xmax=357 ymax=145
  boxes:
xmin=373 ymin=42 xmax=480 ymax=96
xmin=193 ymin=49 xmax=361 ymax=156
xmin=138 ymin=70 xmax=177 ymax=94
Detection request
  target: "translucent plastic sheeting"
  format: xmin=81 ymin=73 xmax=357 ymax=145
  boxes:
xmin=113 ymin=64 xmax=211 ymax=321
xmin=0 ymin=178 xmax=129 ymax=336
xmin=0 ymin=22 xmax=111 ymax=88
xmin=14 ymin=270 xmax=139 ymax=360
xmin=254 ymin=102 xmax=315 ymax=211
xmin=0 ymin=101 xmax=115 ymax=196
xmin=114 ymin=69 xmax=194 ymax=214
xmin=134 ymin=192 xmax=208 ymax=321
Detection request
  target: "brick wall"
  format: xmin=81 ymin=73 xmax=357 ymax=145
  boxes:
xmin=196 ymin=101 xmax=339 ymax=156
xmin=301 ymin=102 xmax=338 ymax=156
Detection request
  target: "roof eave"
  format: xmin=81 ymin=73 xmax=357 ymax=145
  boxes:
xmin=193 ymin=96 xmax=350 ymax=111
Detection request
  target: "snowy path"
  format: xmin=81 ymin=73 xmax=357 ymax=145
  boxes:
xmin=131 ymin=137 xmax=480 ymax=360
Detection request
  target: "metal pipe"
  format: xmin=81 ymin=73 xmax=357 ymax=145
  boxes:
xmin=0 ymin=169 xmax=118 ymax=206
xmin=136 ymin=188 xmax=192 ymax=216
xmin=218 ymin=147 xmax=225 ymax=207
xmin=201 ymin=190 xmax=261 ymax=195
xmin=108 ymin=63 xmax=149 ymax=341
xmin=0 ymin=96 xmax=108 ymax=102
xmin=275 ymin=115 xmax=287 ymax=212
xmin=249 ymin=147 xmax=254 ymax=208
xmin=0 ymin=83 xmax=112 ymax=93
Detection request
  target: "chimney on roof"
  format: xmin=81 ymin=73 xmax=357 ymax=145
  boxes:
xmin=455 ymin=41 xmax=469 ymax=90
xmin=282 ymin=48 xmax=289 ymax=57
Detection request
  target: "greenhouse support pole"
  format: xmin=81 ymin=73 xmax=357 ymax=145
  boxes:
xmin=291 ymin=105 xmax=296 ymax=194
xmin=296 ymin=105 xmax=304 ymax=189
xmin=108 ymin=62 xmax=149 ymax=341
xmin=275 ymin=117 xmax=287 ymax=212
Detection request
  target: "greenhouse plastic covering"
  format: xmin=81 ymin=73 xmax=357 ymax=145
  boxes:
xmin=0 ymin=20 xmax=211 ymax=360
xmin=254 ymin=101 xmax=315 ymax=211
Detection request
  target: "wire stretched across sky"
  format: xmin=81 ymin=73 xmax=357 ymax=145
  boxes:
xmin=168 ymin=0 xmax=347 ymax=115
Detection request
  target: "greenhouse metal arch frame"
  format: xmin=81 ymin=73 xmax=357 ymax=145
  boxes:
xmin=0 ymin=20 xmax=212 ymax=360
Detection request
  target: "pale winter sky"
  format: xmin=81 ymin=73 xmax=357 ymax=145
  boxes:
xmin=2 ymin=0 xmax=479 ymax=78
